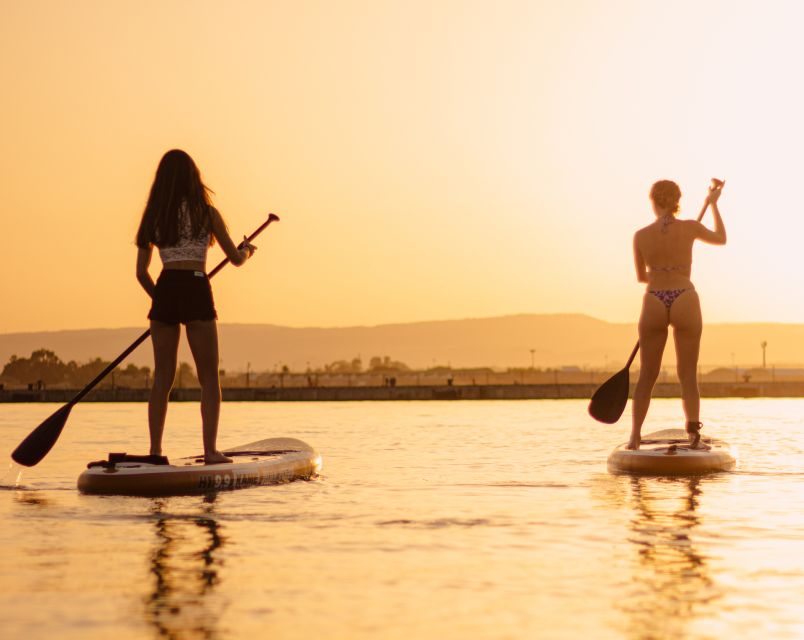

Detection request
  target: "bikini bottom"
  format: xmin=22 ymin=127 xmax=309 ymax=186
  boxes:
xmin=649 ymin=288 xmax=689 ymax=309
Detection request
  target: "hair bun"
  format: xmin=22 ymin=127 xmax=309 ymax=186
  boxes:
xmin=650 ymin=180 xmax=681 ymax=214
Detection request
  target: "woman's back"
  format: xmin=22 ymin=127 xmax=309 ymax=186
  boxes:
xmin=157 ymin=203 xmax=211 ymax=265
xmin=634 ymin=218 xmax=698 ymax=290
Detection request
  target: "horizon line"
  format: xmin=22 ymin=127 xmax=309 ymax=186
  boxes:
xmin=5 ymin=312 xmax=804 ymax=335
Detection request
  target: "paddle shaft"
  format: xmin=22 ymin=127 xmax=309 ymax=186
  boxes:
xmin=64 ymin=214 xmax=279 ymax=407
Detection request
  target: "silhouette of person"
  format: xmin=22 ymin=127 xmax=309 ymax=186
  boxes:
xmin=628 ymin=179 xmax=726 ymax=450
xmin=135 ymin=149 xmax=256 ymax=464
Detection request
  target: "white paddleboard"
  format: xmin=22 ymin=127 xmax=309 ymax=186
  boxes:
xmin=77 ymin=437 xmax=321 ymax=496
xmin=608 ymin=429 xmax=736 ymax=475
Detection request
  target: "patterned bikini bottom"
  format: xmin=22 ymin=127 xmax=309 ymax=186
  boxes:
xmin=649 ymin=288 xmax=689 ymax=309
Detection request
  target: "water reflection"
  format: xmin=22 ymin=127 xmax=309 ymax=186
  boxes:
xmin=145 ymin=496 xmax=227 ymax=640
xmin=621 ymin=477 xmax=721 ymax=639
xmin=12 ymin=490 xmax=50 ymax=506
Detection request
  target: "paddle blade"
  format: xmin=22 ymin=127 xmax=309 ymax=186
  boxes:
xmin=11 ymin=404 xmax=73 ymax=466
xmin=588 ymin=368 xmax=630 ymax=424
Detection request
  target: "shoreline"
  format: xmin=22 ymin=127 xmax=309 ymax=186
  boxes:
xmin=2 ymin=381 xmax=802 ymax=402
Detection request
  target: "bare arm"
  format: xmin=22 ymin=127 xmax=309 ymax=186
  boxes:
xmin=694 ymin=201 xmax=726 ymax=245
xmin=695 ymin=182 xmax=727 ymax=245
xmin=210 ymin=207 xmax=252 ymax=266
xmin=136 ymin=246 xmax=155 ymax=297
xmin=633 ymin=233 xmax=648 ymax=283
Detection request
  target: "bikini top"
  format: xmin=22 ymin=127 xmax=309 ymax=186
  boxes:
xmin=649 ymin=263 xmax=691 ymax=273
xmin=157 ymin=203 xmax=210 ymax=264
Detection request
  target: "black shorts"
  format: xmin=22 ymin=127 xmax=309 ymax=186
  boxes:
xmin=148 ymin=270 xmax=217 ymax=324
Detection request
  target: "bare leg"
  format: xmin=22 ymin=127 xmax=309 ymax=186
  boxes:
xmin=149 ymin=321 xmax=180 ymax=455
xmin=185 ymin=320 xmax=231 ymax=464
xmin=670 ymin=290 xmax=709 ymax=449
xmin=629 ymin=294 xmax=669 ymax=449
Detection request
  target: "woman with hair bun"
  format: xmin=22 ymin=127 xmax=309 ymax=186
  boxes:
xmin=628 ymin=179 xmax=726 ymax=450
xmin=135 ymin=149 xmax=256 ymax=464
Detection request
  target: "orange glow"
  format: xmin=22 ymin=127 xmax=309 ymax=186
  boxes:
xmin=1 ymin=1 xmax=802 ymax=332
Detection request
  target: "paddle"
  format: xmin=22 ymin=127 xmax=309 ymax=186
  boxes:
xmin=588 ymin=180 xmax=724 ymax=423
xmin=11 ymin=213 xmax=280 ymax=467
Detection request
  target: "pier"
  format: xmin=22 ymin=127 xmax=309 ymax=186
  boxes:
xmin=2 ymin=381 xmax=803 ymax=403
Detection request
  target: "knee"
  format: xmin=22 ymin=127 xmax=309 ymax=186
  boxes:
xmin=676 ymin=364 xmax=698 ymax=384
xmin=151 ymin=376 xmax=174 ymax=394
xmin=198 ymin=373 xmax=221 ymax=393
xmin=635 ymin=372 xmax=659 ymax=394
xmin=152 ymin=366 xmax=176 ymax=390
xmin=637 ymin=364 xmax=661 ymax=384
xmin=678 ymin=372 xmax=699 ymax=389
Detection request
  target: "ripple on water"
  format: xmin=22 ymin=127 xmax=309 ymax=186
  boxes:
xmin=0 ymin=398 xmax=803 ymax=640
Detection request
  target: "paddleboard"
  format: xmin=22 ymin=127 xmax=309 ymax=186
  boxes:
xmin=607 ymin=429 xmax=736 ymax=475
xmin=77 ymin=437 xmax=321 ymax=496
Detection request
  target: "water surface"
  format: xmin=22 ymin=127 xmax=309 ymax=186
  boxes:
xmin=1 ymin=399 xmax=803 ymax=639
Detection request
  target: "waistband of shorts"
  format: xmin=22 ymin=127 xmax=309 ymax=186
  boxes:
xmin=157 ymin=269 xmax=208 ymax=280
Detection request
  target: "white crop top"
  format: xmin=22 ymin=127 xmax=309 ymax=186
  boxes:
xmin=158 ymin=204 xmax=210 ymax=264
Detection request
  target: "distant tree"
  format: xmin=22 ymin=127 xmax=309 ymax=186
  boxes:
xmin=67 ymin=357 xmax=113 ymax=387
xmin=115 ymin=363 xmax=151 ymax=388
xmin=1 ymin=350 xmax=158 ymax=389
xmin=2 ymin=349 xmax=69 ymax=385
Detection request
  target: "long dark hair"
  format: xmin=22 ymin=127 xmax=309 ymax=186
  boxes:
xmin=136 ymin=149 xmax=215 ymax=248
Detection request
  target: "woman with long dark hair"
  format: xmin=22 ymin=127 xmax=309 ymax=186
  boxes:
xmin=135 ymin=149 xmax=255 ymax=464
xmin=629 ymin=179 xmax=726 ymax=450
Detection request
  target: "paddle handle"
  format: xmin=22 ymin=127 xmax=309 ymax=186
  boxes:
xmin=696 ymin=178 xmax=723 ymax=222
xmin=208 ymin=213 xmax=279 ymax=278
xmin=66 ymin=214 xmax=280 ymax=406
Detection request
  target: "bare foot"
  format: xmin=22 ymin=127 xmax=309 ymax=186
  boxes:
xmin=626 ymin=436 xmax=641 ymax=450
xmin=204 ymin=451 xmax=233 ymax=464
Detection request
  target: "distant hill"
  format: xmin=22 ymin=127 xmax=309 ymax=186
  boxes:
xmin=0 ymin=314 xmax=801 ymax=372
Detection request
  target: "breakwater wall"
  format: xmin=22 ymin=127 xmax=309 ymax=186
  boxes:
xmin=3 ymin=381 xmax=804 ymax=403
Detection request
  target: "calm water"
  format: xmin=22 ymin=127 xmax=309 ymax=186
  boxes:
xmin=1 ymin=399 xmax=803 ymax=639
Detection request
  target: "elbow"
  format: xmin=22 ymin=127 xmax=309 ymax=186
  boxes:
xmin=230 ymin=248 xmax=250 ymax=266
xmin=136 ymin=266 xmax=153 ymax=286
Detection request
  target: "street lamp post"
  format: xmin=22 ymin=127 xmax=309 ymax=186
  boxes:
xmin=761 ymin=341 xmax=767 ymax=369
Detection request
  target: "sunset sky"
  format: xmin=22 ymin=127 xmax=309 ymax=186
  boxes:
xmin=1 ymin=1 xmax=802 ymax=333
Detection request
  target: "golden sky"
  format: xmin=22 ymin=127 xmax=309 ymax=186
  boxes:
xmin=1 ymin=0 xmax=802 ymax=333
